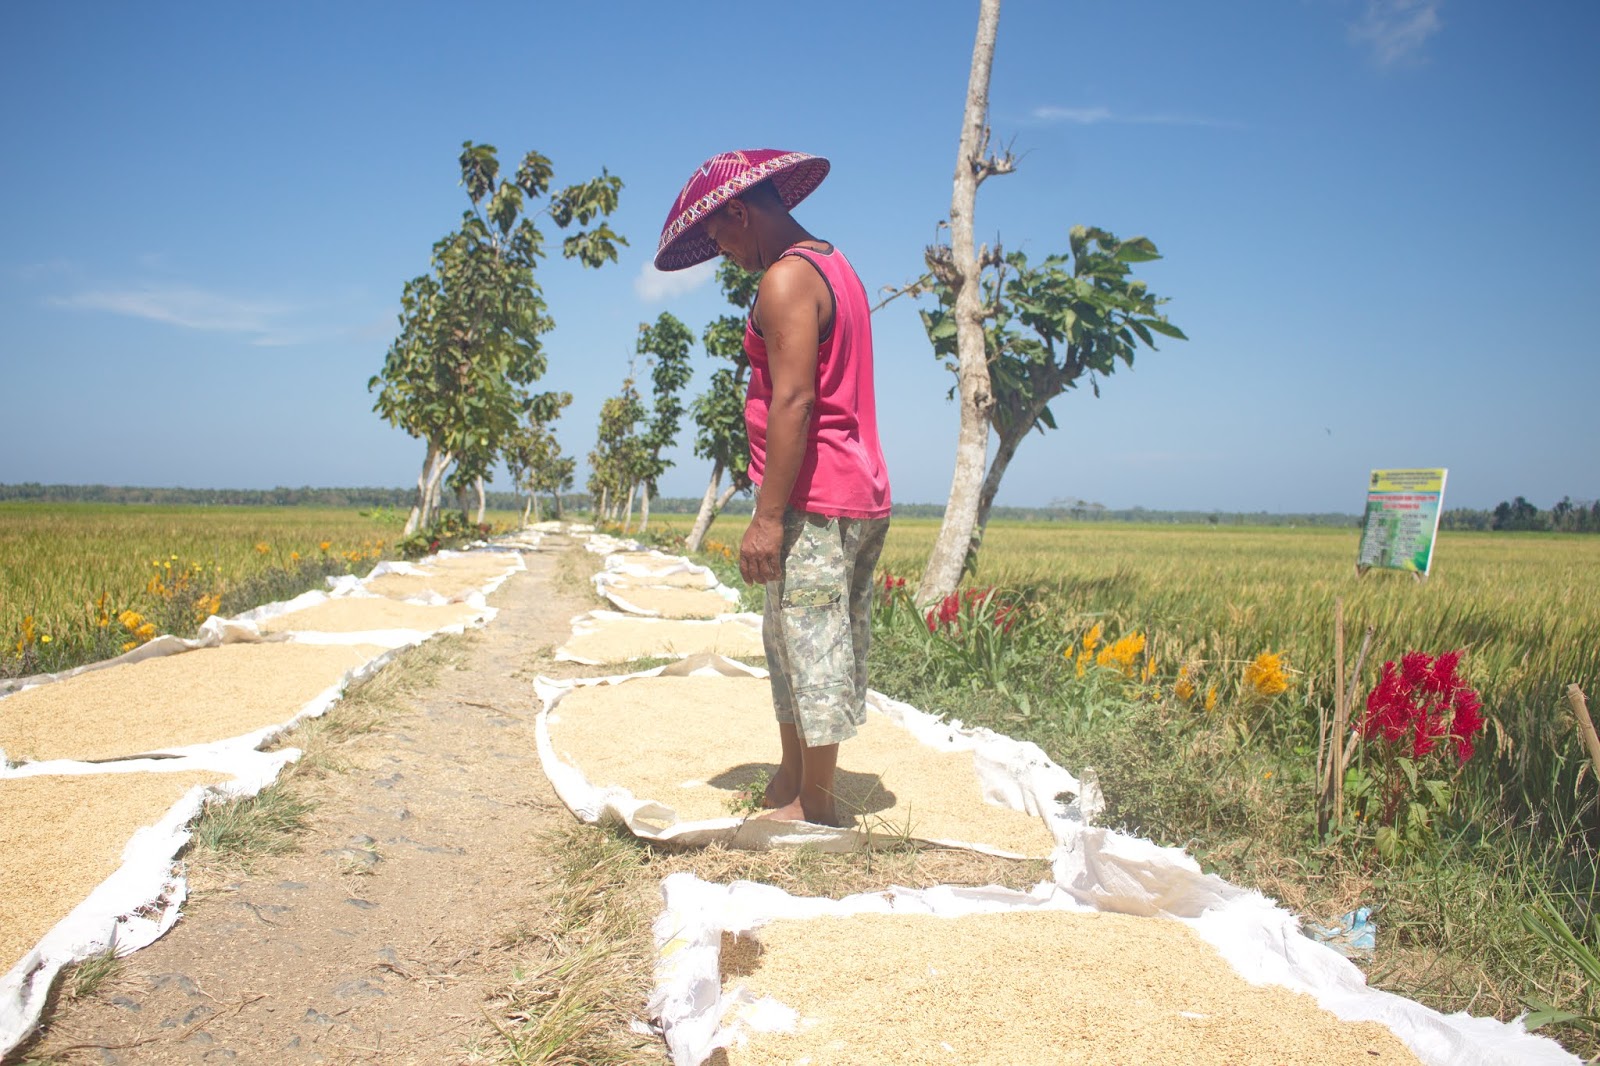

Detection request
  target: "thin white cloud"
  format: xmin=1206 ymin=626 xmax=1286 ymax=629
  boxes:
xmin=1029 ymin=105 xmax=1241 ymax=129
xmin=55 ymin=283 xmax=287 ymax=333
xmin=634 ymin=259 xmax=717 ymax=302
xmin=1350 ymin=0 xmax=1443 ymax=66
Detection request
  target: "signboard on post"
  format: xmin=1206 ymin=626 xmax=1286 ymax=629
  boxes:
xmin=1356 ymin=469 xmax=1447 ymax=579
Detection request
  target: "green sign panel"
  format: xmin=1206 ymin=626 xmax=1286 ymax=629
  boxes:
xmin=1357 ymin=469 xmax=1448 ymax=578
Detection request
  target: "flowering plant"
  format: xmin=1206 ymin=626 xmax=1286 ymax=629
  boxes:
xmin=1346 ymin=650 xmax=1486 ymax=859
xmin=912 ymin=586 xmax=1030 ymax=697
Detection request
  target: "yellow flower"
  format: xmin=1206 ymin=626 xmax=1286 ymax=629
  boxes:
xmin=1174 ymin=666 xmax=1196 ymax=702
xmin=290 ymin=551 xmax=301 ymax=563
xmin=1140 ymin=657 xmax=1157 ymax=683
xmin=1074 ymin=649 xmax=1088 ymax=678
xmin=1081 ymin=623 xmax=1103 ymax=654
xmin=118 ymin=610 xmax=144 ymax=630
xmin=134 ymin=622 xmax=157 ymax=642
xmin=121 ymin=640 xmax=138 ymax=653
xmin=1204 ymin=685 xmax=1218 ymax=712
xmin=40 ymin=634 xmax=52 ymax=644
xmin=254 ymin=542 xmax=270 ymax=554
xmin=1243 ymin=651 xmax=1290 ymax=698
xmin=1096 ymin=632 xmax=1146 ymax=677
xmin=319 ymin=540 xmax=332 ymax=552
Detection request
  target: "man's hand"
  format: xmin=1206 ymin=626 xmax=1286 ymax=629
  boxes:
xmin=739 ymin=512 xmax=785 ymax=585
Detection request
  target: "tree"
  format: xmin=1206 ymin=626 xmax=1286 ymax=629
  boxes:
xmin=633 ymin=312 xmax=696 ymax=531
xmin=369 ymin=141 xmax=624 ymax=536
xmin=909 ymin=0 xmax=1183 ymax=604
xmin=587 ymin=375 xmax=648 ymax=529
xmin=917 ymin=227 xmax=1184 ymax=537
xmin=686 ymin=261 xmax=763 ymax=551
xmin=504 ymin=390 xmax=574 ymax=525
xmin=914 ymin=0 xmax=1013 ymax=605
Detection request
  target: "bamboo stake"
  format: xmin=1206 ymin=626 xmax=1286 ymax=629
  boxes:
xmin=1568 ymin=684 xmax=1600 ymax=788
xmin=1333 ymin=626 xmax=1375 ymax=827
xmin=1317 ymin=600 xmax=1345 ymax=838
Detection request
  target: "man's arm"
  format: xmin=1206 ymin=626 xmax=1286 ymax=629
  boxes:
xmin=739 ymin=257 xmax=827 ymax=585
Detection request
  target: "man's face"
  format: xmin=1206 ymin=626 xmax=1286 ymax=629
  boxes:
xmin=701 ymin=200 xmax=755 ymax=271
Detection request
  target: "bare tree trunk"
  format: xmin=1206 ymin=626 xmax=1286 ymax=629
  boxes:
xmin=640 ymin=481 xmax=652 ymax=532
xmin=622 ymin=482 xmax=637 ymax=533
xmin=917 ymin=0 xmax=1004 ymax=607
xmin=686 ymin=461 xmax=725 ymax=552
xmin=474 ymin=476 xmax=487 ymax=526
xmin=522 ymin=496 xmax=534 ymax=526
xmin=410 ymin=447 xmax=452 ymax=534
xmin=456 ymin=482 xmax=471 ymax=523
xmin=403 ymin=442 xmax=438 ymax=536
xmin=598 ymin=485 xmax=608 ymax=524
xmin=553 ymin=490 xmax=564 ymax=520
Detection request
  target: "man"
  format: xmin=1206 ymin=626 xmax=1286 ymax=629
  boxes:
xmin=654 ymin=149 xmax=891 ymax=826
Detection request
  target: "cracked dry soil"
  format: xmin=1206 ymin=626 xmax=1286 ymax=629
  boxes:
xmin=19 ymin=541 xmax=623 ymax=1065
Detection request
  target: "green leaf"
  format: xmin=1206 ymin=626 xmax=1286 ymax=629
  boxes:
xmin=1145 ymin=318 xmax=1188 ymax=340
xmin=1114 ymin=237 xmax=1161 ymax=263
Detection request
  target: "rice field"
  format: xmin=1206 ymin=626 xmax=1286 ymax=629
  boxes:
xmin=877 ymin=519 xmax=1600 ymax=808
xmin=0 ymin=503 xmax=401 ymax=675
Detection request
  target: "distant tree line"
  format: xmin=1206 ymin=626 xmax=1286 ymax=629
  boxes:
xmin=1440 ymin=496 xmax=1600 ymax=533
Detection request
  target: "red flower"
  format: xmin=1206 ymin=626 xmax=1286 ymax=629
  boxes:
xmin=1359 ymin=650 xmax=1485 ymax=766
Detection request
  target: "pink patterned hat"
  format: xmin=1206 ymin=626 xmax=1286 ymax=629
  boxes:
xmin=653 ymin=148 xmax=830 ymax=271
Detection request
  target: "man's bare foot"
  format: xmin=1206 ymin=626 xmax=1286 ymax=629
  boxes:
xmin=756 ymin=796 xmax=852 ymax=828
xmin=762 ymin=769 xmax=800 ymax=809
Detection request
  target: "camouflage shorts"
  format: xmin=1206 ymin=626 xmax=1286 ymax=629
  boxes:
xmin=763 ymin=509 xmax=890 ymax=748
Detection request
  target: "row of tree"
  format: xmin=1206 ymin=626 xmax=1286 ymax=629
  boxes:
xmin=369 ymin=0 xmax=1190 ymax=604
xmin=1440 ymin=497 xmax=1600 ymax=533
xmin=368 ymin=142 xmax=623 ymax=535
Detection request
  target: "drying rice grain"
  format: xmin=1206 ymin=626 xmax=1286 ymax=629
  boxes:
xmin=0 ymin=642 xmax=384 ymax=763
xmin=362 ymin=571 xmax=485 ymax=601
xmin=603 ymin=586 xmax=737 ymax=619
xmin=720 ymin=910 xmax=1424 ymax=1065
xmin=0 ymin=770 xmax=224 ymax=972
xmin=608 ymin=571 xmax=715 ymax=589
xmin=559 ymin=617 xmax=764 ymax=664
xmin=258 ymin=597 xmax=482 ymax=635
xmin=548 ymin=676 xmax=1054 ymax=856
xmin=425 ymin=553 xmax=519 ymax=578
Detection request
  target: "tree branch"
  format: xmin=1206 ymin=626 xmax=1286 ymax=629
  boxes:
xmin=871 ymin=271 xmax=936 ymax=314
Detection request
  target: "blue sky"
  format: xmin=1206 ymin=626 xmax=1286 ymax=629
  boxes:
xmin=2 ymin=1 xmax=1595 ymax=512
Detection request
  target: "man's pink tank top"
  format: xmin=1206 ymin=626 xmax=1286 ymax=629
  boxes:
xmin=744 ymin=244 xmax=892 ymax=519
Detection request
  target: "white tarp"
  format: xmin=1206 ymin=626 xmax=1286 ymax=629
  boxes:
xmin=0 ymin=749 xmax=298 ymax=1056
xmin=0 ymin=545 xmax=525 ymax=1056
xmin=589 ymin=572 xmax=743 ymax=617
xmin=554 ymin=610 xmax=763 ymax=666
xmin=579 ymin=533 xmax=643 ymax=555
xmin=601 ymin=551 xmax=719 ymax=588
xmin=534 ymin=654 xmax=1088 ymax=856
xmin=229 ymin=587 xmax=498 ymax=649
xmin=649 ymin=874 xmax=1579 ymax=1066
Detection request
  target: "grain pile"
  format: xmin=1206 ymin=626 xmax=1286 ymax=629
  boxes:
xmin=362 ymin=571 xmax=486 ymax=601
xmin=0 ymin=642 xmax=383 ymax=763
xmin=257 ymin=597 xmax=483 ymax=635
xmin=604 ymin=569 xmax=715 ymax=589
xmin=0 ymin=770 xmax=225 ymax=971
xmin=719 ymin=910 xmax=1424 ymax=1066
xmin=559 ymin=617 xmax=764 ymax=664
xmin=547 ymin=676 xmax=1054 ymax=855
xmin=426 ymin=553 xmax=520 ymax=580
xmin=603 ymin=586 xmax=737 ymax=619
xmin=362 ymin=554 xmax=517 ymax=601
